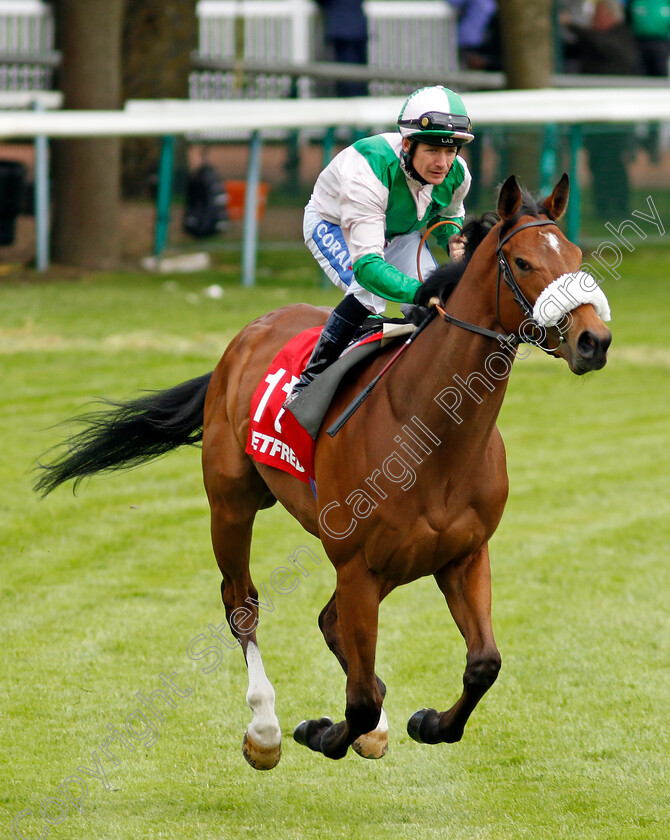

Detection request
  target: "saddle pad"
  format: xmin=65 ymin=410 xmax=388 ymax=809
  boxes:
xmin=245 ymin=325 xmax=392 ymax=484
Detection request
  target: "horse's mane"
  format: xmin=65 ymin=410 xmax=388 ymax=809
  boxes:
xmin=415 ymin=211 xmax=499 ymax=307
xmin=415 ymin=185 xmax=555 ymax=308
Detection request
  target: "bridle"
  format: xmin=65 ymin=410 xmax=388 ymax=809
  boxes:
xmin=494 ymin=219 xmax=565 ymax=354
xmin=419 ymin=218 xmax=566 ymax=355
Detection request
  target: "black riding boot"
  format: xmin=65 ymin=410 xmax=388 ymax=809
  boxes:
xmin=286 ymin=295 xmax=369 ymax=404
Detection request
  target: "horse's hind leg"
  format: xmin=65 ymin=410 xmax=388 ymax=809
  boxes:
xmin=315 ymin=592 xmax=389 ymax=759
xmin=211 ymin=504 xmax=282 ymax=770
xmin=204 ymin=430 xmax=281 ymax=770
xmin=408 ymin=544 xmax=502 ymax=745
xmin=211 ymin=507 xmax=282 ymax=770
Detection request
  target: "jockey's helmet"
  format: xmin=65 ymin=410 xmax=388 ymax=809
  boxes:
xmin=397 ymin=86 xmax=474 ymax=147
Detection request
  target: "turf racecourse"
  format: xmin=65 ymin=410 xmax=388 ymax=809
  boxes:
xmin=1 ymin=246 xmax=668 ymax=840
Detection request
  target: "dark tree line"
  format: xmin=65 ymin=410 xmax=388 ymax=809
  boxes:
xmin=51 ymin=0 xmax=196 ymax=268
xmin=498 ymin=0 xmax=554 ymax=188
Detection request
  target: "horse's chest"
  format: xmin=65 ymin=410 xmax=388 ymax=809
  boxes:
xmin=322 ymin=428 xmax=508 ymax=580
xmin=360 ymin=502 xmax=494 ymax=583
xmin=361 ymin=466 xmax=507 ymax=581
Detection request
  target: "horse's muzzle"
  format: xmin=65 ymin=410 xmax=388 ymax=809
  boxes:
xmin=572 ymin=326 xmax=612 ymax=373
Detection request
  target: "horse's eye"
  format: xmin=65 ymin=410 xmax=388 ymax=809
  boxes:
xmin=515 ymin=257 xmax=531 ymax=271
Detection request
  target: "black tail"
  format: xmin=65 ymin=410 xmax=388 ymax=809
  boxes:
xmin=34 ymin=372 xmax=213 ymax=497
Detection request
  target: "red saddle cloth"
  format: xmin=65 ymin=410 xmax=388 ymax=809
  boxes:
xmin=245 ymin=325 xmax=381 ymax=484
xmin=246 ymin=327 xmax=321 ymax=485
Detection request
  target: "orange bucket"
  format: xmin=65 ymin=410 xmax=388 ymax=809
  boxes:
xmin=224 ymin=180 xmax=270 ymax=221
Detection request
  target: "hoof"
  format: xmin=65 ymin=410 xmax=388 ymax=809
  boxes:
xmin=242 ymin=731 xmax=281 ymax=770
xmin=352 ymin=730 xmax=388 ymax=759
xmin=293 ymin=717 xmax=334 ymax=751
xmin=352 ymin=708 xmax=389 ymax=759
xmin=407 ymin=708 xmax=434 ymax=744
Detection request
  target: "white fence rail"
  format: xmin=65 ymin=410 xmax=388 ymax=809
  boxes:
xmin=2 ymin=88 xmax=670 ymax=276
xmin=4 ymin=89 xmax=670 ymax=138
xmin=0 ymin=0 xmax=56 ymax=91
xmin=191 ymin=0 xmax=457 ymax=100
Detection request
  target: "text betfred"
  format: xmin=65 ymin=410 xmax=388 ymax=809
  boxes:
xmin=250 ymin=430 xmax=305 ymax=473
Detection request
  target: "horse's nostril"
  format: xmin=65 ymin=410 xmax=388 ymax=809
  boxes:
xmin=576 ymin=329 xmax=612 ymax=368
xmin=577 ymin=331 xmax=597 ymax=359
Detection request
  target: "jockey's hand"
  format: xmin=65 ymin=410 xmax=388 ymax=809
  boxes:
xmin=448 ymin=233 xmax=466 ymax=262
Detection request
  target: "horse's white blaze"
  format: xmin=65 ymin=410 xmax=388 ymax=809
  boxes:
xmin=540 ymin=230 xmax=561 ymax=253
xmin=245 ymin=642 xmax=281 ymax=747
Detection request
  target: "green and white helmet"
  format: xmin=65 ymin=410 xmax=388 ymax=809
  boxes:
xmin=397 ymin=85 xmax=474 ymax=147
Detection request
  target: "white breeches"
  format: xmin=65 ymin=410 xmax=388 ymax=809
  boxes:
xmin=304 ymin=203 xmax=438 ymax=315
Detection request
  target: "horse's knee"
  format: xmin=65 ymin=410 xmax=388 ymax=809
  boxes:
xmin=464 ymin=652 xmax=501 ymax=694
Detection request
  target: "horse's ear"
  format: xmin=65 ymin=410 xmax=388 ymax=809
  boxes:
xmin=497 ymin=175 xmax=522 ymax=220
xmin=542 ymin=173 xmax=570 ymax=220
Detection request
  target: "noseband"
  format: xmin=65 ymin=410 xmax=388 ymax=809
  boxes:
xmin=436 ymin=218 xmax=564 ymax=355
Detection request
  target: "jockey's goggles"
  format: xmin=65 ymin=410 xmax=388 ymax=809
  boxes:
xmin=398 ymin=111 xmax=472 ymax=136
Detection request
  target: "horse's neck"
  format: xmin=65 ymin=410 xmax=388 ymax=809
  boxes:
xmin=446 ymin=239 xmax=500 ymax=336
xmin=393 ymin=246 xmax=512 ymax=443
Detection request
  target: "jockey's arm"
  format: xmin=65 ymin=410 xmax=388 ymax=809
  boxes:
xmin=422 ymin=216 xmax=466 ymax=262
xmin=429 ymin=217 xmax=465 ymax=250
xmin=352 ymin=253 xmax=422 ymax=303
xmin=349 ymin=215 xmax=465 ymax=301
xmin=425 ymin=167 xmax=469 ymax=260
xmin=342 ymin=180 xmax=423 ymax=304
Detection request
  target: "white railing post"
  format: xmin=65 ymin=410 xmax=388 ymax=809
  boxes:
xmin=32 ymin=97 xmax=49 ymax=271
xmin=242 ymin=129 xmax=262 ymax=287
xmin=289 ymin=0 xmax=313 ymax=97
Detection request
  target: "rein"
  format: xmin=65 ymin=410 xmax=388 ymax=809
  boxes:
xmin=329 ymin=215 xmax=564 ymax=436
xmin=429 ymin=217 xmax=564 ymax=356
xmin=417 ymin=219 xmax=463 ymax=284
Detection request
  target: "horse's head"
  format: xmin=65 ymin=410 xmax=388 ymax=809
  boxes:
xmin=496 ymin=174 xmax=612 ymax=374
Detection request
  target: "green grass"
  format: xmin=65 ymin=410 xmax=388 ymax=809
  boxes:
xmin=1 ymin=245 xmax=669 ymax=840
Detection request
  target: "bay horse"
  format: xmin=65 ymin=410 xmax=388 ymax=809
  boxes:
xmin=36 ymin=175 xmax=612 ymax=771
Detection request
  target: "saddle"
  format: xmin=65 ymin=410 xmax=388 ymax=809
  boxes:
xmin=288 ymin=313 xmax=418 ymax=438
xmin=245 ymin=309 xmax=422 ymax=486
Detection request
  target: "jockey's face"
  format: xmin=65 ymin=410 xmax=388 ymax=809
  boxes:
xmin=402 ymin=139 xmax=458 ymax=185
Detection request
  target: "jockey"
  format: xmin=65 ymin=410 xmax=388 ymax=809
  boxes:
xmin=287 ymin=85 xmax=474 ymax=403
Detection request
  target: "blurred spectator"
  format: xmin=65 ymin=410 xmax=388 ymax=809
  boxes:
xmin=316 ymin=0 xmax=369 ymax=96
xmin=562 ymin=0 xmax=638 ymax=73
xmin=447 ymin=0 xmax=500 ymax=70
xmin=627 ymin=0 xmax=670 ymax=75
xmin=559 ymin=1 xmax=598 ymax=72
xmin=562 ymin=0 xmax=638 ymax=218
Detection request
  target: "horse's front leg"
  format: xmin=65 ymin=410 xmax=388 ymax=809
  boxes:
xmin=294 ymin=561 xmax=384 ymax=760
xmin=408 ymin=544 xmax=501 ymax=745
xmin=315 ymin=591 xmax=389 ymax=759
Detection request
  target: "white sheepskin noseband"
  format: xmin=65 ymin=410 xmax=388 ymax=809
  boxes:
xmin=533 ymin=272 xmax=612 ymax=327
